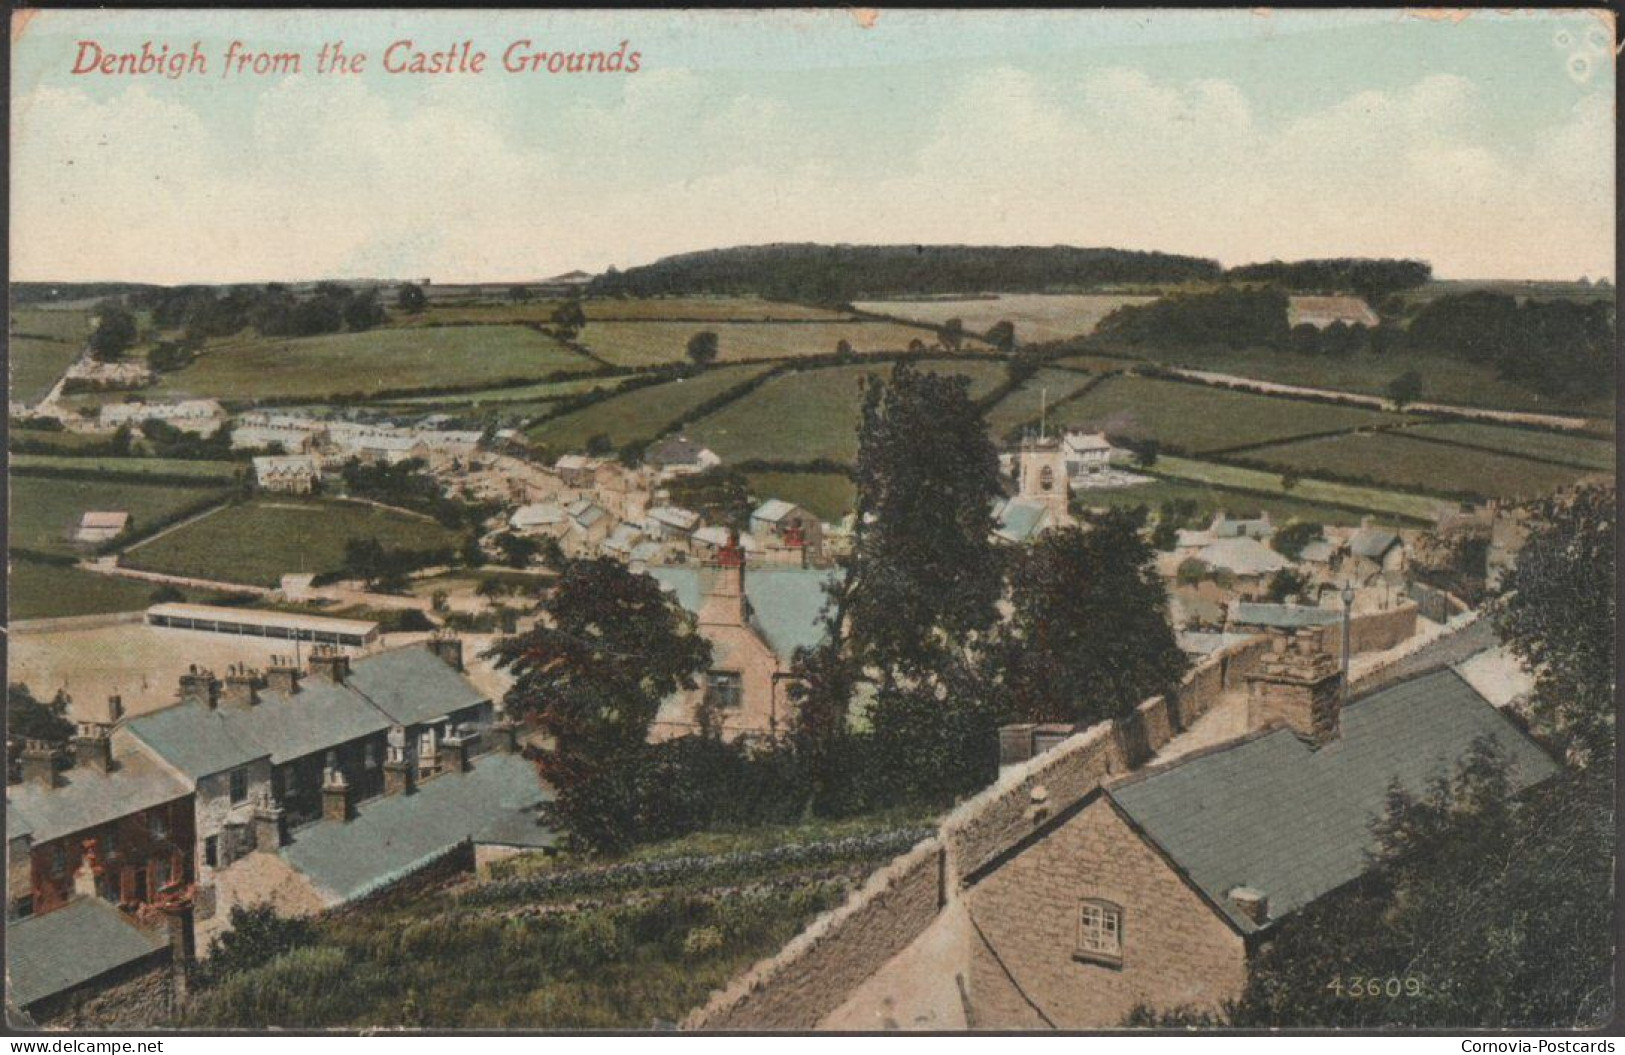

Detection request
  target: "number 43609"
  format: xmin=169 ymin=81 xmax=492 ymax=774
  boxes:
xmin=1326 ymin=976 xmax=1426 ymax=998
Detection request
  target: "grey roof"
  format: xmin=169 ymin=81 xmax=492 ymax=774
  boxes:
xmin=994 ymin=499 xmax=1048 ymax=543
xmin=1350 ymin=527 xmax=1402 ymax=560
xmin=347 ymin=647 xmax=489 ymax=728
xmin=648 ymin=436 xmax=708 ymax=466
xmin=752 ymin=499 xmax=800 ymax=524
xmin=281 ymin=753 xmax=554 ymax=904
xmin=125 ymin=648 xmax=487 ymax=776
xmin=7 ymin=753 xmax=190 ymax=845
xmin=6 ymin=897 xmax=168 ymax=1009
xmin=1109 ymin=669 xmax=1558 ymax=934
xmin=1229 ymin=602 xmax=1340 ymax=629
xmin=1298 ymin=539 xmax=1339 ymax=564
xmin=8 ymin=806 xmax=34 ymax=843
xmin=122 ymin=702 xmax=270 ymax=779
xmin=650 ymin=567 xmax=837 ymax=662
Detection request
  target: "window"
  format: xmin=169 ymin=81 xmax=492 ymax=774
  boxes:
xmin=204 ymin=836 xmax=218 ymax=869
xmin=150 ymin=811 xmax=168 ymax=841
xmin=50 ymin=845 xmax=67 ymax=876
xmin=705 ymin=671 xmax=743 ymax=711
xmin=1075 ymin=899 xmax=1123 ymax=966
xmin=102 ymin=831 xmax=118 ymax=858
xmin=152 ymin=855 xmax=172 ymax=891
xmin=229 ymin=767 xmax=249 ymax=805
xmin=1039 ymin=465 xmax=1055 ymax=492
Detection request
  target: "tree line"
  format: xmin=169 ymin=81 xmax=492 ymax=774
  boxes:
xmin=588 ymin=244 xmax=1223 ymax=303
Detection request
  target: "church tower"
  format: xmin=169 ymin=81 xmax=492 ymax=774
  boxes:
xmin=1017 ymin=433 xmax=1071 ymax=523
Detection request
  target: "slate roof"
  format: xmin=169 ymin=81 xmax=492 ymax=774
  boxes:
xmin=124 ymin=648 xmax=484 ymax=777
xmin=8 ymin=808 xmax=34 ymax=843
xmin=647 ymin=436 xmax=709 ymax=467
xmin=511 ymin=502 xmax=566 ymax=530
xmin=7 ymin=752 xmax=190 ymax=846
xmin=1229 ymin=602 xmax=1340 ymax=629
xmin=121 ymin=704 xmax=270 ymax=781
xmin=648 ymin=506 xmax=700 ymax=532
xmin=346 ymin=647 xmax=489 ymax=728
xmin=993 ymin=499 xmax=1049 ymax=544
xmin=1297 ymin=539 xmax=1340 ymax=564
xmin=1109 ymin=668 xmax=1559 ymax=934
xmin=650 ymin=567 xmax=836 ymax=663
xmin=280 ymin=753 xmax=554 ymax=904
xmin=6 ymin=897 xmax=168 ymax=1009
xmin=752 ymin=499 xmax=800 ymax=524
xmin=1350 ymin=527 xmax=1402 ymax=560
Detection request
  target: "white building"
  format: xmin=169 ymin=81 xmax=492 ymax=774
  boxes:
xmin=253 ymin=455 xmax=322 ymax=494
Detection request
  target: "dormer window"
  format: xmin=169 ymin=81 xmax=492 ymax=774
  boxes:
xmin=1074 ymin=899 xmax=1123 ymax=966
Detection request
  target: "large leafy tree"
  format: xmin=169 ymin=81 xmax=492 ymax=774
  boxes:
xmin=996 ymin=510 xmax=1186 ymax=726
xmin=89 ymin=303 xmax=138 ymax=361
xmin=487 ymin=559 xmax=711 ymax=852
xmin=844 ymin=361 xmax=1004 ymax=682
xmin=1495 ymin=483 xmax=1615 ymax=768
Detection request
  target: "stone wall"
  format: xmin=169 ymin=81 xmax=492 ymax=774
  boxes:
xmin=26 ymin=954 xmax=175 ymax=1030
xmin=682 ymin=836 xmax=946 ymax=1030
xmin=680 ymin=619 xmax=1424 ymax=1031
xmin=1329 ymin=603 xmax=1420 ymax=660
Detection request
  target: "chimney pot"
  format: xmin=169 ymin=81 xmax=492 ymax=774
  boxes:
xmin=20 ymin=740 xmax=61 ymax=788
xmin=1229 ymin=886 xmax=1269 ymax=925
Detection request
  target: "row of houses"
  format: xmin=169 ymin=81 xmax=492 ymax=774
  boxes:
xmin=5 ymin=636 xmax=555 ymax=1025
xmin=241 ymin=413 xmax=486 ymax=492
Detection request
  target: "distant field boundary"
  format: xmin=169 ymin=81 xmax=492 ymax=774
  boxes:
xmin=1386 ymin=429 xmax=1615 ymax=474
xmin=1149 ymin=456 xmax=1442 ymax=522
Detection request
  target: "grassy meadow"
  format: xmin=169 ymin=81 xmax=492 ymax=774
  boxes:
xmin=146 ymin=326 xmax=594 ymax=402
xmin=1231 ymin=432 xmax=1597 ymax=500
xmin=526 ymin=363 xmax=776 ymax=455
xmin=10 ymin=475 xmax=232 ymax=557
xmin=743 ymin=471 xmax=856 ymax=523
xmin=853 ymin=293 xmax=1156 ymax=343
xmin=1053 ymin=374 xmax=1405 ymax=454
xmin=687 ymin=360 xmax=1008 ymax=465
xmin=122 ymin=497 xmax=459 ymax=587
xmin=1152 ymin=456 xmax=1445 ymax=522
xmin=576 ymin=320 xmax=953 ymax=369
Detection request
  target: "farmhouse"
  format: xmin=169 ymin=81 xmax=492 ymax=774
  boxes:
xmin=75 ymin=511 xmax=130 ymax=544
xmin=962 ymin=647 xmax=1555 ymax=1028
xmin=1287 ymin=295 xmax=1381 ymax=330
xmin=645 ymin=435 xmax=721 ymax=479
xmin=1061 ymin=430 xmax=1114 ymax=478
xmin=253 ymin=454 xmax=322 ymax=494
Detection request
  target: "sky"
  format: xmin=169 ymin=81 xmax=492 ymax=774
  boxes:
xmin=9 ymin=9 xmax=1617 ymax=284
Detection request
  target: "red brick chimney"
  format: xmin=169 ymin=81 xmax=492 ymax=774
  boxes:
xmin=699 ymin=530 xmax=748 ymax=627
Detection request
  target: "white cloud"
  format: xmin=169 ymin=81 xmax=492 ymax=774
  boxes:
xmin=9 ymin=63 xmax=1614 ymax=282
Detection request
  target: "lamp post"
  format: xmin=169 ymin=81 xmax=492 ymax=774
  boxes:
xmin=1340 ymin=581 xmax=1356 ymax=704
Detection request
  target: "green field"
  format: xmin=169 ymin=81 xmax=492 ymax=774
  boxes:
xmin=1405 ymin=422 xmax=1615 ymax=471
xmin=584 ymin=296 xmax=853 ymax=322
xmin=146 ymin=326 xmax=594 ymax=402
xmin=526 ymin=363 xmax=775 ymax=455
xmin=853 ymin=293 xmax=1156 ymax=343
xmin=1152 ymin=456 xmax=1445 ymax=521
xmin=1232 ymin=432 xmax=1595 ymax=500
xmin=11 ymin=455 xmax=246 ymax=480
xmin=985 ymin=367 xmax=1097 ymax=439
xmin=1120 ymin=344 xmax=1612 ymax=420
xmin=10 ymin=331 xmax=84 ymax=405
xmin=1075 ymin=476 xmax=1407 ymax=528
xmin=577 ymin=321 xmax=953 ymax=369
xmin=389 ymin=375 xmax=633 ymax=407
xmin=688 ymin=360 xmax=1009 ymax=465
xmin=8 ymin=558 xmax=234 ymax=621
xmin=1053 ymin=374 xmax=1405 ymax=454
xmin=11 ymin=307 xmax=92 ymax=344
xmin=10 ymin=475 xmax=231 ymax=557
xmin=122 ymin=498 xmax=459 ymax=587
xmin=744 ymin=471 xmax=856 ymax=523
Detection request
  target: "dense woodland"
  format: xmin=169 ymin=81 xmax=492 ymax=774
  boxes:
xmin=1222 ymin=258 xmax=1431 ymax=298
xmin=587 ymin=244 xmax=1223 ymax=302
